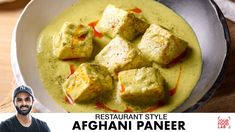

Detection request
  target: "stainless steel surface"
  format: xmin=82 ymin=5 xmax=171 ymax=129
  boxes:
xmin=159 ymin=0 xmax=230 ymax=111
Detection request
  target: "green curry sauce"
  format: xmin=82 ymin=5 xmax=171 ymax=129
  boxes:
xmin=37 ymin=0 xmax=202 ymax=112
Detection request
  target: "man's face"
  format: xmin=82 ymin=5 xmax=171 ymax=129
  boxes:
xmin=14 ymin=92 xmax=34 ymax=116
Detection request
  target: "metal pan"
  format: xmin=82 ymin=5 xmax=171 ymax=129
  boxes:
xmin=11 ymin=0 xmax=230 ymax=112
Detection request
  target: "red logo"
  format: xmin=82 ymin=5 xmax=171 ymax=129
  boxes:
xmin=218 ymin=116 xmax=231 ymax=129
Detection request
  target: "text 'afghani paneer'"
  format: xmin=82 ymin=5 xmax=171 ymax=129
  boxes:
xmin=53 ymin=22 xmax=93 ymax=60
xmin=118 ymin=67 xmax=165 ymax=105
xmin=138 ymin=24 xmax=188 ymax=65
xmin=63 ymin=63 xmax=113 ymax=103
xmin=95 ymin=4 xmax=149 ymax=41
xmin=95 ymin=35 xmax=151 ymax=78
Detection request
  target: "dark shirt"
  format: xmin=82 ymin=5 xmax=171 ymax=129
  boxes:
xmin=0 ymin=115 xmax=50 ymax=132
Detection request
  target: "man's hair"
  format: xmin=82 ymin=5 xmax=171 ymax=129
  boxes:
xmin=13 ymin=85 xmax=34 ymax=101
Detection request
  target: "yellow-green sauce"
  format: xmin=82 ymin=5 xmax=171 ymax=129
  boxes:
xmin=37 ymin=0 xmax=202 ymax=112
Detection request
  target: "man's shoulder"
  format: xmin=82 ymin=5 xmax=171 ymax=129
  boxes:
xmin=32 ymin=116 xmax=47 ymax=125
xmin=32 ymin=116 xmax=50 ymax=131
xmin=0 ymin=115 xmax=16 ymax=125
xmin=0 ymin=115 xmax=17 ymax=130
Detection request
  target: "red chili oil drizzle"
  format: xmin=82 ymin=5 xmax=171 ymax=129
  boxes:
xmin=65 ymin=94 xmax=74 ymax=105
xmin=123 ymin=106 xmax=133 ymax=113
xmin=143 ymin=100 xmax=166 ymax=112
xmin=166 ymin=49 xmax=187 ymax=68
xmin=120 ymin=84 xmax=125 ymax=93
xmin=129 ymin=7 xmax=142 ymax=13
xmin=169 ymin=66 xmax=182 ymax=96
xmin=95 ymin=102 xmax=133 ymax=113
xmin=95 ymin=102 xmax=120 ymax=112
xmin=88 ymin=20 xmax=103 ymax=38
xmin=67 ymin=64 xmax=75 ymax=78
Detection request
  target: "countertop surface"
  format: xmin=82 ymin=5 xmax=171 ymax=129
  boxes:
xmin=0 ymin=0 xmax=235 ymax=112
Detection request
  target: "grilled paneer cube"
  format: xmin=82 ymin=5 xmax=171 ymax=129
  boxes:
xmin=63 ymin=63 xmax=113 ymax=102
xmin=95 ymin=35 xmax=150 ymax=78
xmin=95 ymin=4 xmax=149 ymax=40
xmin=118 ymin=67 xmax=165 ymax=105
xmin=138 ymin=24 xmax=188 ymax=65
xmin=54 ymin=22 xmax=93 ymax=60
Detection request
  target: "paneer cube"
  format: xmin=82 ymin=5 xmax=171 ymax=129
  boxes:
xmin=138 ymin=24 xmax=188 ymax=65
xmin=95 ymin=35 xmax=150 ymax=78
xmin=62 ymin=63 xmax=113 ymax=102
xmin=118 ymin=67 xmax=165 ymax=105
xmin=53 ymin=22 xmax=93 ymax=60
xmin=95 ymin=4 xmax=149 ymax=40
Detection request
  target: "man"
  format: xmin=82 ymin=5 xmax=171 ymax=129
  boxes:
xmin=0 ymin=85 xmax=50 ymax=132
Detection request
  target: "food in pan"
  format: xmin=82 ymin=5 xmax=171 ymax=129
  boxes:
xmin=96 ymin=4 xmax=149 ymax=40
xmin=53 ymin=22 xmax=94 ymax=60
xmin=63 ymin=63 xmax=113 ymax=103
xmin=118 ymin=67 xmax=165 ymax=105
xmin=95 ymin=35 xmax=150 ymax=78
xmin=37 ymin=0 xmax=202 ymax=112
xmin=138 ymin=24 xmax=188 ymax=65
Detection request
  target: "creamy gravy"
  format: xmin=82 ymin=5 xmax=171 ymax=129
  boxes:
xmin=37 ymin=0 xmax=202 ymax=112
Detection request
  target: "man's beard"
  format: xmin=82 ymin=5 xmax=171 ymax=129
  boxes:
xmin=15 ymin=105 xmax=32 ymax=115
